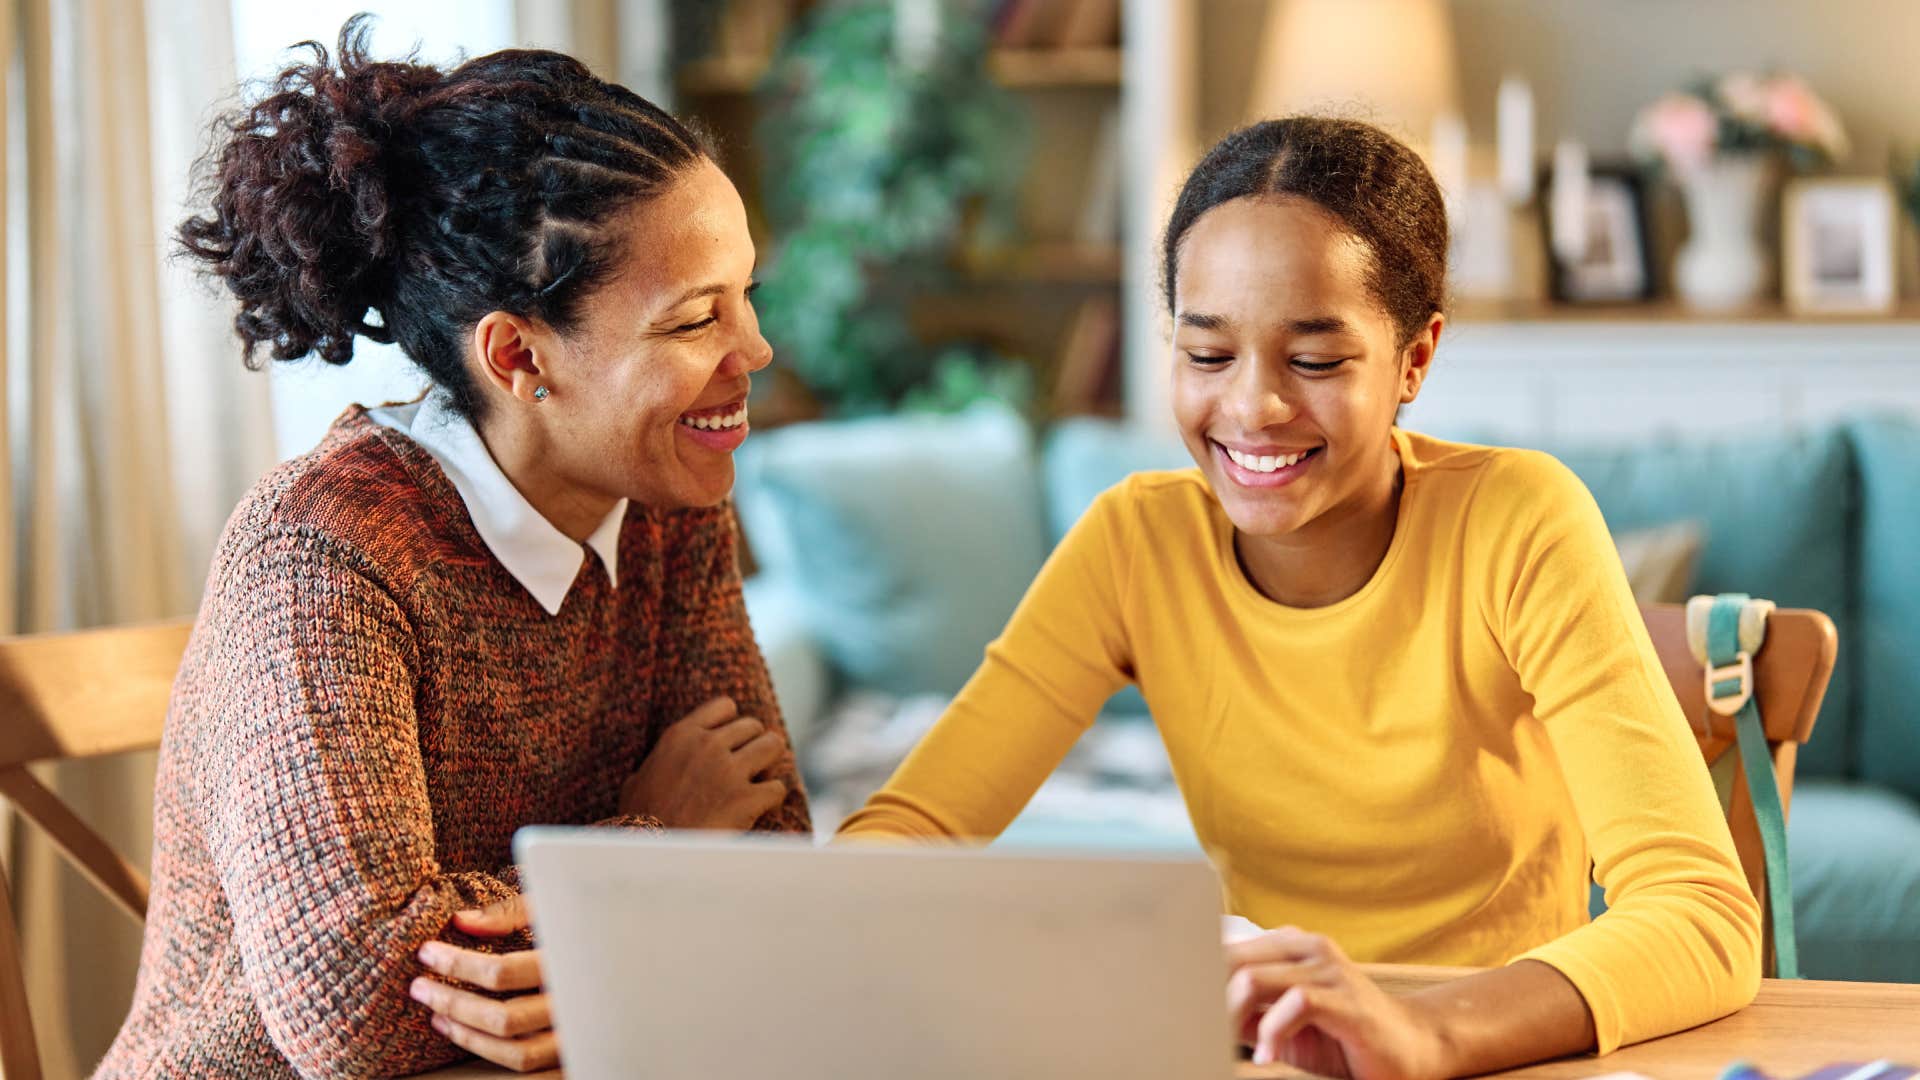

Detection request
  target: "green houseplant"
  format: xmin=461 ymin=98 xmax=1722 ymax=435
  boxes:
xmin=750 ymin=0 xmax=1031 ymax=415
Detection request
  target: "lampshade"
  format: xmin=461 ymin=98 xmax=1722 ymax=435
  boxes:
xmin=1248 ymin=0 xmax=1462 ymax=152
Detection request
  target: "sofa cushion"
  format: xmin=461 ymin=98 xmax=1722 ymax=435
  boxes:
xmin=734 ymin=403 xmax=1048 ymax=697
xmin=1042 ymin=418 xmax=1191 ymax=547
xmin=1788 ymin=780 xmax=1920 ymax=983
xmin=1511 ymin=428 xmax=1858 ymax=780
xmin=1041 ymin=420 xmax=1191 ymax=717
xmin=1846 ymin=416 xmax=1920 ymax=801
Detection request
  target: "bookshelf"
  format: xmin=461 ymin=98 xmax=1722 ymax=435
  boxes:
xmin=678 ymin=46 xmax=1123 ymax=95
xmin=673 ymin=0 xmax=1164 ymax=418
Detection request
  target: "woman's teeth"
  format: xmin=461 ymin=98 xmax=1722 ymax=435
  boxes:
xmin=1225 ymin=446 xmax=1312 ymax=473
xmin=679 ymin=405 xmax=748 ymax=431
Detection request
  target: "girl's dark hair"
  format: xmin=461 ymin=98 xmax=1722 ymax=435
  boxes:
xmin=1161 ymin=117 xmax=1448 ymax=347
xmin=180 ymin=15 xmax=713 ymax=418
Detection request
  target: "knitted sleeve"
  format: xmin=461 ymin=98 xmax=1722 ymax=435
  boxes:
xmin=649 ymin=504 xmax=811 ymax=834
xmin=192 ymin=528 xmax=560 ymax=1077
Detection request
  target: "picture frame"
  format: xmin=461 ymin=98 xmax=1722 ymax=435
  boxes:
xmin=1783 ymin=178 xmax=1898 ymax=315
xmin=1538 ymin=163 xmax=1657 ymax=304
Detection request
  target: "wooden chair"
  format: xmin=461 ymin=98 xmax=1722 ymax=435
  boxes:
xmin=0 ymin=620 xmax=192 ymax=1080
xmin=1639 ymin=602 xmax=1838 ymax=976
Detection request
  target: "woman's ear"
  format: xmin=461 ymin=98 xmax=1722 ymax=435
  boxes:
xmin=472 ymin=311 xmax=555 ymax=405
xmin=1398 ymin=312 xmax=1444 ymax=405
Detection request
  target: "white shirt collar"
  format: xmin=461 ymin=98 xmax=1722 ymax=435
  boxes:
xmin=367 ymin=391 xmax=627 ymax=616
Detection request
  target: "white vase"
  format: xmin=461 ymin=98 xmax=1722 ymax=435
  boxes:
xmin=1674 ymin=156 xmax=1774 ymax=311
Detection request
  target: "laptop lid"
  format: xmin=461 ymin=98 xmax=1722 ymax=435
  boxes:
xmin=515 ymin=828 xmax=1232 ymax=1080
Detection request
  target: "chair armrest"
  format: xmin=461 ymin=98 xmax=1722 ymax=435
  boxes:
xmin=742 ymin=575 xmax=832 ymax=749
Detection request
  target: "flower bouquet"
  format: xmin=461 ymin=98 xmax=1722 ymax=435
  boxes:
xmin=1629 ymin=73 xmax=1848 ymax=310
xmin=1631 ymin=72 xmax=1848 ymax=176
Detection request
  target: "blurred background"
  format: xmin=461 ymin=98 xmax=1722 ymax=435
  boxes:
xmin=4 ymin=1 xmax=1919 ymax=1075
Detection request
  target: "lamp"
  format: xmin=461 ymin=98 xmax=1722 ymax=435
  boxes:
xmin=1247 ymin=0 xmax=1462 ymax=156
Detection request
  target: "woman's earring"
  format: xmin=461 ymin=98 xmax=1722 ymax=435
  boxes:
xmin=533 ymin=386 xmax=550 ymax=401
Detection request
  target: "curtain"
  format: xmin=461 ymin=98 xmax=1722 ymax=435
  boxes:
xmin=2 ymin=0 xmax=276 ymax=1073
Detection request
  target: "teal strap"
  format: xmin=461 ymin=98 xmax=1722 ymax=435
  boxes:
xmin=1705 ymin=593 xmax=1800 ymax=979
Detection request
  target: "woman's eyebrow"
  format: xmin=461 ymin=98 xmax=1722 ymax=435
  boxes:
xmin=660 ymin=282 xmax=728 ymax=310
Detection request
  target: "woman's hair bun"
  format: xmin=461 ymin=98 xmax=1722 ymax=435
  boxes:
xmin=179 ymin=14 xmax=438 ymax=367
xmin=182 ymin=15 xmax=712 ymax=419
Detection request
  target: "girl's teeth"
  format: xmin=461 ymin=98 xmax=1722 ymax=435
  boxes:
xmin=1225 ymin=446 xmax=1309 ymax=473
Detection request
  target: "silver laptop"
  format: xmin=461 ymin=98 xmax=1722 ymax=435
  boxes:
xmin=515 ymin=828 xmax=1233 ymax=1079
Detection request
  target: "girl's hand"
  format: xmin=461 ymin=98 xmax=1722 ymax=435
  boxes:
xmin=412 ymin=895 xmax=559 ymax=1073
xmin=619 ymin=696 xmax=793 ymax=829
xmin=1227 ymin=926 xmax=1451 ymax=1080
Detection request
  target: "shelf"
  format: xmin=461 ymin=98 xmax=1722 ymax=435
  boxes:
xmin=678 ymin=47 xmax=1122 ymax=96
xmin=1449 ymin=298 xmax=1920 ymax=326
xmin=677 ymin=55 xmax=770 ymax=95
xmin=985 ymin=47 xmax=1122 ymax=88
xmin=957 ymin=243 xmax=1123 ymax=284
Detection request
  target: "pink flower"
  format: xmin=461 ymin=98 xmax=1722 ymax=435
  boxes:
xmin=1632 ymin=92 xmax=1717 ymax=174
xmin=1764 ymin=74 xmax=1849 ymax=159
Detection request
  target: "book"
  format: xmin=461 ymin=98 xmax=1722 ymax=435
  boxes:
xmin=1052 ymin=294 xmax=1122 ymax=416
xmin=995 ymin=0 xmax=1069 ymax=49
xmin=1052 ymin=0 xmax=1121 ymax=49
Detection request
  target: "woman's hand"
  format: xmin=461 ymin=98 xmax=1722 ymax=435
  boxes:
xmin=1227 ymin=927 xmax=1450 ymax=1080
xmin=412 ymin=895 xmax=558 ymax=1073
xmin=620 ymin=696 xmax=794 ymax=829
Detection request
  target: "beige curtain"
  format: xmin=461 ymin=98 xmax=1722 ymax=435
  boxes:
xmin=2 ymin=0 xmax=276 ymax=1074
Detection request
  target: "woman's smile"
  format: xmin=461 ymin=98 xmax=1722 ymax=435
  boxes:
xmin=676 ymin=397 xmax=751 ymax=453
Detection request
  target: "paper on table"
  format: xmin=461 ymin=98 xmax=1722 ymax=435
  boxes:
xmin=1223 ymin=915 xmax=1265 ymax=944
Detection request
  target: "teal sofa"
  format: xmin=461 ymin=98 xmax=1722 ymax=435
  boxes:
xmin=736 ymin=404 xmax=1920 ymax=984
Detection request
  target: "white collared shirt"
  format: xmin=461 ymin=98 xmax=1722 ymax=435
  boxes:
xmin=368 ymin=391 xmax=628 ymax=616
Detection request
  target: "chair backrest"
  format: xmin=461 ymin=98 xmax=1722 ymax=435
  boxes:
xmin=0 ymin=619 xmax=191 ymax=1080
xmin=1639 ymin=602 xmax=1837 ymax=975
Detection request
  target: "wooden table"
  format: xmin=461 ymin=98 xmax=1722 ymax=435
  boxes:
xmin=430 ymin=965 xmax=1920 ymax=1080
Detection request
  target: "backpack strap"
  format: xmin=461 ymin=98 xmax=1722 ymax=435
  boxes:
xmin=1686 ymin=592 xmax=1799 ymax=979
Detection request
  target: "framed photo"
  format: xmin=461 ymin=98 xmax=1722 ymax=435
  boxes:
xmin=1539 ymin=164 xmax=1656 ymax=304
xmin=1783 ymin=178 xmax=1898 ymax=315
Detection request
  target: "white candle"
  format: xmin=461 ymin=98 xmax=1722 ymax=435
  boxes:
xmin=1549 ymin=139 xmax=1591 ymax=264
xmin=1430 ymin=112 xmax=1469 ymax=224
xmin=893 ymin=0 xmax=939 ymax=70
xmin=1497 ymin=76 xmax=1535 ymax=204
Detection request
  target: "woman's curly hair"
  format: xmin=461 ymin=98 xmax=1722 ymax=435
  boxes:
xmin=179 ymin=14 xmax=712 ymax=418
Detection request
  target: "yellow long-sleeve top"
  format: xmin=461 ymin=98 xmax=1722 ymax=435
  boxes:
xmin=839 ymin=429 xmax=1760 ymax=1053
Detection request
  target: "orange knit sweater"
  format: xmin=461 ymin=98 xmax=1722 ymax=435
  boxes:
xmin=94 ymin=408 xmax=809 ymax=1078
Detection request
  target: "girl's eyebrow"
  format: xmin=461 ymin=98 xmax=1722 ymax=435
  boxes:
xmin=1177 ymin=312 xmax=1357 ymax=336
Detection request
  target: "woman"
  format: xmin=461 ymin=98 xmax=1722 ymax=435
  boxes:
xmin=96 ymin=19 xmax=806 ymax=1078
xmin=839 ymin=117 xmax=1760 ymax=1078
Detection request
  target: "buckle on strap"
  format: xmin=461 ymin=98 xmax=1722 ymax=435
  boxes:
xmin=1706 ymin=651 xmax=1754 ymax=718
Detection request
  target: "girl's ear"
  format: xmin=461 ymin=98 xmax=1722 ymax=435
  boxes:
xmin=1398 ymin=312 xmax=1444 ymax=405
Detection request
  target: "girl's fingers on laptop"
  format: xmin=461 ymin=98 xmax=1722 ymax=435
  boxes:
xmin=429 ymin=1014 xmax=560 ymax=1073
xmin=1227 ymin=960 xmax=1323 ymax=1039
xmin=410 ymin=978 xmax=552 ymax=1038
xmin=418 ymin=940 xmax=545 ymax=992
xmin=1225 ymin=925 xmax=1334 ymax=968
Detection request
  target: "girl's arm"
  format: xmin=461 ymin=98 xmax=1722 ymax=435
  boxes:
xmin=836 ymin=482 xmax=1140 ymax=841
xmin=1485 ymin=451 xmax=1761 ymax=1053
